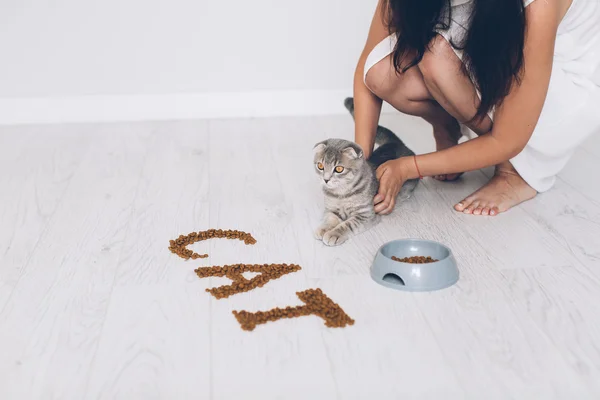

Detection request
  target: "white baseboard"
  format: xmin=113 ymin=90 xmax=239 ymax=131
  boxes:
xmin=0 ymin=90 xmax=397 ymax=125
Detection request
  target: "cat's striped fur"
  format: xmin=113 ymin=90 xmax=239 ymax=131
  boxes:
xmin=313 ymin=97 xmax=418 ymax=246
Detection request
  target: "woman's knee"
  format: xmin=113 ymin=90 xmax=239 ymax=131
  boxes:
xmin=364 ymin=57 xmax=397 ymax=99
xmin=417 ymin=35 xmax=456 ymax=94
xmin=364 ymin=56 xmax=430 ymax=109
xmin=417 ymin=35 xmax=491 ymax=130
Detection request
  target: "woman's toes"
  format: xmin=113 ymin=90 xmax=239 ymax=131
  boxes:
xmin=463 ymin=202 xmax=478 ymax=214
xmin=434 ymin=173 xmax=462 ymax=182
xmin=454 ymin=199 xmax=468 ymax=211
xmin=453 ymin=163 xmax=537 ymax=216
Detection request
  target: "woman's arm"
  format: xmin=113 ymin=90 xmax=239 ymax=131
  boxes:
xmin=354 ymin=0 xmax=390 ymax=159
xmin=375 ymin=0 xmax=562 ymax=213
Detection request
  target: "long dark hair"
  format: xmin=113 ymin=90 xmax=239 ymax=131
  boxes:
xmin=385 ymin=0 xmax=526 ymax=120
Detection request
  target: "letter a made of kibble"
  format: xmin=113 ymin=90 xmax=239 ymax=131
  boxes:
xmin=232 ymin=288 xmax=355 ymax=331
xmin=194 ymin=263 xmax=302 ymax=299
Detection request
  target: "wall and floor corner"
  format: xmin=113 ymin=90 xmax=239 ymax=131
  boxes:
xmin=0 ymin=0 xmax=385 ymax=125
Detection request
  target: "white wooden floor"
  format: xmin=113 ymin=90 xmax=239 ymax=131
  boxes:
xmin=1 ymin=113 xmax=600 ymax=400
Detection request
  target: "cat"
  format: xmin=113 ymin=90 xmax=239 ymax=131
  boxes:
xmin=313 ymin=97 xmax=419 ymax=246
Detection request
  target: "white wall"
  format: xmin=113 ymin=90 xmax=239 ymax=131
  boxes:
xmin=0 ymin=0 xmax=378 ymax=124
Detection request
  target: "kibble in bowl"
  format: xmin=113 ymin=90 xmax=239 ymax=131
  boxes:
xmin=371 ymin=239 xmax=459 ymax=292
xmin=391 ymin=256 xmax=438 ymax=264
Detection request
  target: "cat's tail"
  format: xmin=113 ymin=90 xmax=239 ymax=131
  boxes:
xmin=344 ymin=97 xmax=414 ymax=157
xmin=345 ymin=97 xmax=418 ymax=200
xmin=344 ymin=97 xmax=356 ymax=119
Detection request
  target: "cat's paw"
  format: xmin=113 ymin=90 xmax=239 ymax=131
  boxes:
xmin=314 ymin=226 xmax=329 ymax=240
xmin=322 ymin=230 xmax=348 ymax=246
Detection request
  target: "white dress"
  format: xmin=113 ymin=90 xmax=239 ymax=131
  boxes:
xmin=363 ymin=0 xmax=600 ymax=192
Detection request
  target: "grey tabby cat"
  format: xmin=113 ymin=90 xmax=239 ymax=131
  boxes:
xmin=313 ymin=97 xmax=419 ymax=246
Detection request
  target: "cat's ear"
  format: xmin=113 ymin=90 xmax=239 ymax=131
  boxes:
xmin=342 ymin=146 xmax=363 ymax=160
xmin=313 ymin=142 xmax=327 ymax=154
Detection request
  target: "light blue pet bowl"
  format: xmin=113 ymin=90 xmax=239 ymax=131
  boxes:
xmin=371 ymin=239 xmax=459 ymax=292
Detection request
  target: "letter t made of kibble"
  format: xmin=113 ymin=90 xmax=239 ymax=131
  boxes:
xmin=232 ymin=288 xmax=355 ymax=331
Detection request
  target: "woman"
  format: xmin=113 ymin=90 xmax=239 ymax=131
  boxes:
xmin=355 ymin=0 xmax=600 ymax=216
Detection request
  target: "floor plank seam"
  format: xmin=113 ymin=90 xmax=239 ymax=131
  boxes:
xmin=497 ymin=268 xmax=599 ymax=394
xmin=411 ymin=295 xmax=468 ymax=395
xmin=557 ymin=176 xmax=600 ymax=209
xmin=207 ymin=122 xmax=214 ymax=400
xmin=0 ymin=137 xmax=92 ymax=316
xmin=81 ymin=131 xmax=156 ymax=397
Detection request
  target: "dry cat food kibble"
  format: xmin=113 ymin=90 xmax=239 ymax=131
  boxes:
xmin=195 ymin=263 xmax=302 ymax=299
xmin=233 ymin=288 xmax=355 ymax=331
xmin=391 ymin=256 xmax=438 ymax=264
xmin=168 ymin=229 xmax=257 ymax=260
xmin=169 ymin=229 xmax=355 ymax=331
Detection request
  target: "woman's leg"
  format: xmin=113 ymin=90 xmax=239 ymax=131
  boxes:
xmin=365 ymin=50 xmax=464 ymax=181
xmin=418 ymin=35 xmax=537 ymax=216
xmin=366 ymin=34 xmax=537 ymax=215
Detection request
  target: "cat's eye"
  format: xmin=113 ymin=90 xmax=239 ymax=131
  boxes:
xmin=335 ymin=166 xmax=344 ymax=173
xmin=317 ymin=162 xmax=324 ymax=170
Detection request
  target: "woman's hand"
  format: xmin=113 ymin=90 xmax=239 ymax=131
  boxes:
xmin=374 ymin=157 xmax=410 ymax=215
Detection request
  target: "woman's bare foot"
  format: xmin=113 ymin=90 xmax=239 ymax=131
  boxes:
xmin=454 ymin=161 xmax=537 ymax=216
xmin=432 ymin=119 xmax=463 ymax=181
